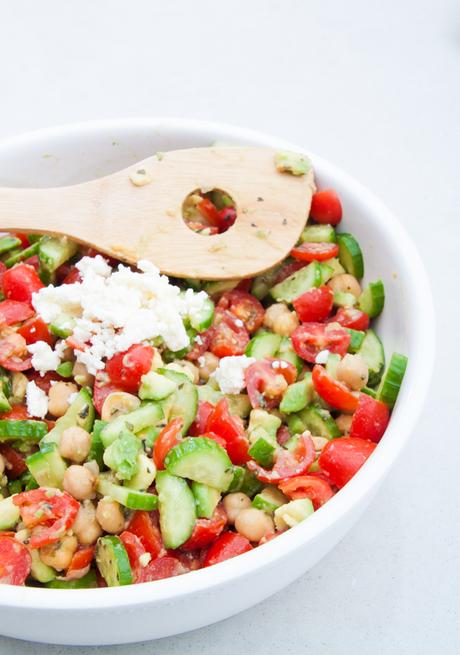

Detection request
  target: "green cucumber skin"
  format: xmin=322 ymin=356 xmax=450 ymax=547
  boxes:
xmin=165 ymin=437 xmax=233 ymax=491
xmin=46 ymin=571 xmax=98 ymax=589
xmin=248 ymin=436 xmax=276 ymax=467
xmin=96 ymin=536 xmax=133 ymax=587
xmin=38 ymin=236 xmax=79 ymax=273
xmin=359 ymin=280 xmax=385 ymax=318
xmin=0 ymin=419 xmax=47 ymax=442
xmin=300 ymin=224 xmax=336 ymax=243
xmin=357 ymin=329 xmax=385 ymax=386
xmin=269 ymin=261 xmax=322 ymax=303
xmin=42 ymin=388 xmax=95 ymax=446
xmin=377 ymin=353 xmax=408 ymax=408
xmin=156 ymin=471 xmax=196 ymax=549
xmin=26 ymin=443 xmax=67 ymax=488
xmin=0 ymin=236 xmax=21 ymax=255
xmin=159 ymin=369 xmax=198 ymax=435
xmin=298 ymin=405 xmax=341 ymax=440
xmin=191 ymin=481 xmax=221 ymax=519
xmin=246 ymin=332 xmax=282 ymax=359
xmin=337 ymin=233 xmax=364 ymax=279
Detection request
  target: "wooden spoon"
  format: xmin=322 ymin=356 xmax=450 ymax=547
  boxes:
xmin=0 ymin=147 xmax=315 ymax=280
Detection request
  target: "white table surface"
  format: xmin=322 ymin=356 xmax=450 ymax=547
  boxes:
xmin=0 ymin=0 xmax=458 ymax=653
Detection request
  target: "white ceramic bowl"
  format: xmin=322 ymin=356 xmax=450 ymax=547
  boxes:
xmin=0 ymin=119 xmax=435 ymax=645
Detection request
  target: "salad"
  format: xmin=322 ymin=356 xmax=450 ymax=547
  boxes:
xmin=0 ymin=159 xmax=407 ymax=588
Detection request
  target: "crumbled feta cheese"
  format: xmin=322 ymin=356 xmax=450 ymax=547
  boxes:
xmin=279 ymin=360 xmax=288 ymax=369
xmin=27 ymin=341 xmax=62 ymax=375
xmin=31 ymin=256 xmax=211 ymax=375
xmin=139 ymin=552 xmax=152 ymax=568
xmin=272 ymin=360 xmax=280 ymax=369
xmin=67 ymin=392 xmax=78 ymax=406
xmin=234 ymin=318 xmax=244 ymax=328
xmin=197 ymin=355 xmax=205 ymax=367
xmin=195 ymin=335 xmax=203 ymax=346
xmin=26 ymin=381 xmax=48 ymax=419
xmin=212 ymin=355 xmax=256 ymax=395
xmin=315 ymin=349 xmax=330 ymax=364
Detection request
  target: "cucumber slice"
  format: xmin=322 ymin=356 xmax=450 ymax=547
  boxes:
xmin=156 ymin=470 xmax=196 ymax=548
xmin=159 ymin=369 xmax=198 ymax=435
xmin=0 ymin=496 xmax=20 ymax=530
xmin=165 ymin=437 xmax=233 ymax=491
xmin=246 ymin=332 xmax=282 ymax=359
xmin=300 ymin=224 xmax=336 ymax=243
xmin=0 ymin=236 xmax=21 ymax=255
xmin=346 ymin=329 xmax=366 ymax=353
xmin=376 ymin=352 xmax=408 ymax=408
xmin=197 ymin=384 xmax=223 ymax=405
xmin=333 ymin=291 xmax=357 ymax=308
xmin=319 ymin=263 xmax=335 ymax=284
xmin=0 ymin=419 xmax=47 ymax=442
xmin=227 ymin=466 xmax=263 ymax=497
xmin=4 ymin=240 xmax=41 ymax=268
xmin=139 ymin=371 xmax=178 ymax=401
xmin=358 ymin=280 xmax=385 ymax=318
xmin=279 ymin=378 xmax=312 ymax=414
xmin=189 ymin=297 xmax=214 ymax=332
xmin=56 ymin=361 xmax=73 ymax=378
xmin=286 ymin=413 xmax=306 ymax=436
xmin=96 ymin=535 xmax=133 ymax=587
xmin=30 ymin=549 xmax=56 ymax=583
xmin=46 ymin=571 xmax=98 ymax=589
xmin=357 ymin=329 xmax=385 ymax=386
xmin=322 ymin=257 xmax=345 ymax=277
xmin=337 ymin=233 xmax=364 ymax=279
xmin=42 ymin=388 xmax=95 ymax=445
xmin=38 ymin=236 xmax=78 ymax=273
xmin=298 ymin=404 xmax=341 ymax=440
xmin=361 ymin=386 xmax=377 ymax=398
xmin=124 ymin=452 xmax=156 ymax=491
xmin=325 ymin=353 xmax=341 ymax=378
xmin=270 ymin=261 xmax=322 ymax=303
xmin=251 ymin=265 xmax=282 ymax=300
xmin=27 ymin=443 xmax=67 ymax=488
xmin=191 ymin=481 xmax=221 ymax=519
xmin=101 ymin=402 xmax=163 ymax=448
xmin=97 ymin=476 xmax=158 ymax=510
xmin=276 ymin=336 xmax=303 ymax=374
xmin=88 ymin=419 xmax=106 ymax=469
xmin=252 ymin=486 xmax=287 ymax=514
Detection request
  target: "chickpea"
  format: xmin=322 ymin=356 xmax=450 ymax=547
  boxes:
xmin=40 ymin=535 xmax=78 ymax=571
xmin=11 ymin=372 xmax=27 ymax=404
xmin=337 ymin=354 xmax=369 ymax=391
xmin=72 ymin=361 xmax=94 ymax=387
xmin=198 ymin=351 xmax=219 ymax=383
xmin=96 ymin=497 xmax=125 ymax=534
xmin=327 ymin=274 xmax=362 ymax=299
xmin=63 ymin=465 xmax=96 ymax=500
xmin=223 ymin=492 xmax=252 ymax=524
xmin=336 ymin=413 xmax=353 ymax=434
xmin=235 ymin=508 xmax=275 ymax=542
xmin=165 ymin=361 xmax=199 ymax=384
xmin=48 ymin=381 xmax=78 ymax=418
xmin=72 ymin=500 xmax=103 ymax=545
xmin=0 ymin=454 xmax=5 ymax=477
xmin=263 ymin=303 xmax=299 ymax=336
xmin=101 ymin=392 xmax=140 ymax=422
xmin=59 ymin=426 xmax=91 ymax=463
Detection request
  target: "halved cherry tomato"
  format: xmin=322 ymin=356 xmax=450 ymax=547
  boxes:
xmin=2 ymin=263 xmax=44 ymax=305
xmin=332 ymin=307 xmax=370 ymax=331
xmin=153 ymin=418 xmax=184 ymax=470
xmin=209 ymin=309 xmax=249 ymax=357
xmin=28 ymin=371 xmax=62 ymax=394
xmin=65 ymin=546 xmax=95 ymax=580
xmin=218 ymin=291 xmax=264 ymax=334
xmin=318 ymin=437 xmax=376 ymax=488
xmin=14 ymin=233 xmax=29 ymax=249
xmin=198 ymin=197 xmax=222 ymax=227
xmin=0 ymin=262 xmax=6 ymax=288
xmin=273 ymin=260 xmax=306 ymax=285
xmin=279 ymin=475 xmax=334 ymax=509
xmin=13 ymin=488 xmax=80 ymax=549
xmin=293 ymin=286 xmax=333 ymax=322
xmin=312 ymin=364 xmax=358 ymax=412
xmin=291 ymin=242 xmax=339 ymax=262
xmin=276 ymin=425 xmax=291 ymax=446
xmin=291 ymin=323 xmax=350 ymax=363
xmin=247 ymin=433 xmax=315 ymax=483
xmin=189 ymin=401 xmax=214 ymax=436
xmin=185 ymin=329 xmax=213 ymax=362
xmin=0 ymin=300 xmax=34 ymax=326
xmin=309 ymin=189 xmax=342 ymax=225
xmin=0 ymin=405 xmax=29 ymax=420
xmin=245 ymin=359 xmax=297 ymax=410
xmin=198 ymin=431 xmax=227 ymax=450
xmin=0 ymin=331 xmax=32 ymax=371
xmin=349 ymin=393 xmax=390 ymax=443
xmin=203 ymin=531 xmax=252 ymax=567
xmin=206 ymin=398 xmax=249 ymax=465
xmin=218 ymin=207 xmax=237 ymax=231
xmin=24 ymin=255 xmax=40 ymax=272
xmin=0 ymin=536 xmax=31 ymax=585
xmin=181 ymin=505 xmax=227 ymax=550
xmin=17 ymin=315 xmax=54 ymax=345
xmin=62 ymin=266 xmax=82 ymax=285
xmin=0 ymin=444 xmax=27 ymax=478
xmin=137 ymin=556 xmax=186 ymax=583
xmin=119 ymin=531 xmax=146 ymax=581
xmin=106 ymin=343 xmax=154 ymax=393
xmin=127 ymin=511 xmax=164 ymax=559
xmin=92 ymin=371 xmax=123 ymax=415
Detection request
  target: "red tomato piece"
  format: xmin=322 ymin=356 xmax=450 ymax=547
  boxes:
xmin=24 ymin=255 xmax=40 ymax=272
xmin=235 ymin=278 xmax=253 ymax=293
xmin=217 ymin=207 xmax=237 ymax=231
xmin=217 ymin=291 xmax=264 ymax=334
xmin=0 ymin=405 xmax=29 ymax=420
xmin=312 ymin=364 xmax=359 ymax=412
xmin=245 ymin=359 xmax=297 ymax=410
xmin=119 ymin=531 xmax=146 ymax=582
xmin=93 ymin=371 xmax=123 ymax=415
xmin=185 ymin=329 xmax=213 ymax=362
xmin=278 ymin=475 xmax=334 ymax=509
xmin=14 ymin=233 xmax=30 ymax=248
xmin=153 ymin=418 xmax=183 ymax=470
xmin=203 ymin=531 xmax=253 ymax=567
xmin=0 ymin=331 xmax=32 ymax=371
xmin=247 ymin=433 xmax=316 ymax=484
xmin=349 ymin=393 xmax=390 ymax=443
xmin=291 ymin=322 xmax=350 ymax=363
xmin=206 ymin=398 xmax=250 ymax=465
xmin=13 ymin=488 xmax=80 ymax=549
xmin=290 ymin=242 xmax=339 ymax=262
xmin=28 ymin=371 xmax=63 ymax=394
xmin=138 ymin=556 xmax=186 ymax=583
xmin=309 ymin=189 xmax=342 ymax=225
xmin=106 ymin=343 xmax=154 ymax=393
xmin=0 ymin=262 xmax=6 ymax=288
xmin=189 ymin=401 xmax=214 ymax=436
xmin=0 ymin=300 xmax=34 ymax=326
xmin=210 ymin=309 xmax=249 ymax=358
xmin=293 ymin=286 xmax=334 ymax=323
xmin=2 ymin=263 xmax=44 ymax=305
xmin=197 ymin=197 xmax=222 ymax=227
xmin=0 ymin=536 xmax=31 ymax=585
xmin=65 ymin=546 xmax=95 ymax=580
xmin=62 ymin=266 xmax=82 ymax=285
xmin=17 ymin=315 xmax=54 ymax=345
xmin=126 ymin=511 xmax=164 ymax=559
xmin=0 ymin=444 xmax=27 ymax=478
xmin=332 ymin=307 xmax=370 ymax=331
xmin=276 ymin=425 xmax=291 ymax=446
xmin=181 ymin=505 xmax=227 ymax=551
xmin=318 ymin=437 xmax=376 ymax=488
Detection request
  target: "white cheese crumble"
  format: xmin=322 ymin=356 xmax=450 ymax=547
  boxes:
xmin=31 ymin=256 xmax=211 ymax=375
xmin=212 ymin=355 xmax=256 ymax=395
xmin=27 ymin=341 xmax=62 ymax=375
xmin=315 ymin=349 xmax=330 ymax=364
xmin=67 ymin=392 xmax=78 ymax=406
xmin=26 ymin=381 xmax=48 ymax=419
xmin=139 ymin=552 xmax=152 ymax=568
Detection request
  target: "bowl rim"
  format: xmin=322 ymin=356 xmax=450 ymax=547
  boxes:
xmin=0 ymin=117 xmax=436 ymax=611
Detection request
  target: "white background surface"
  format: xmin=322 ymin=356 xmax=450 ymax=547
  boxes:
xmin=0 ymin=0 xmax=458 ymax=653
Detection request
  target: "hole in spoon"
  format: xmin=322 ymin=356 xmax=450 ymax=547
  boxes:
xmin=182 ymin=188 xmax=236 ymax=236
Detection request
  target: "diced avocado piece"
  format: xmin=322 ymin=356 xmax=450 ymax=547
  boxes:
xmin=0 ymin=389 xmax=11 ymax=413
xmin=165 ymin=437 xmax=233 ymax=491
xmin=246 ymin=332 xmax=282 ymax=359
xmin=38 ymin=236 xmax=79 ymax=273
xmin=101 ymin=402 xmax=163 ymax=448
xmin=252 ymin=486 xmax=287 ymax=514
xmin=42 ymin=388 xmax=94 ymax=445
xmin=46 ymin=571 xmax=98 ymax=589
xmin=358 ymin=280 xmax=385 ymax=318
xmin=270 ymin=261 xmax=322 ymax=303
xmin=97 ymin=475 xmax=158 ymax=510
xmin=248 ymin=409 xmax=281 ymax=443
xmin=159 ymin=369 xmax=198 ymax=435
xmin=124 ymin=452 xmax=156 ymax=491
xmin=333 ymin=291 xmax=357 ymax=307
xmin=337 ymin=233 xmax=364 ymax=279
xmin=0 ymin=495 xmax=20 ymax=530
xmin=286 ymin=413 xmax=306 ymax=436
xmin=26 ymin=443 xmax=67 ymax=488
xmin=103 ymin=429 xmax=141 ymax=481
xmin=274 ymin=151 xmax=311 ymax=176
xmin=300 ymin=224 xmax=336 ymax=243
xmin=96 ymin=535 xmax=133 ymax=587
xmin=347 ymin=329 xmax=366 ymax=353
xmin=139 ymin=371 xmax=178 ymax=401
xmin=298 ymin=404 xmax=341 ymax=440
xmin=276 ymin=336 xmax=303 ymax=374
xmin=30 ymin=550 xmax=56 ymax=583
xmin=192 ymin=481 xmax=221 ymax=519
xmin=156 ymin=470 xmax=196 ymax=549
xmin=357 ymin=329 xmax=385 ymax=386
xmin=274 ymin=498 xmax=314 ymax=529
xmin=226 ymin=394 xmax=252 ymax=419
xmin=279 ymin=378 xmax=313 ymax=414
xmin=248 ymin=435 xmax=277 ymax=467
